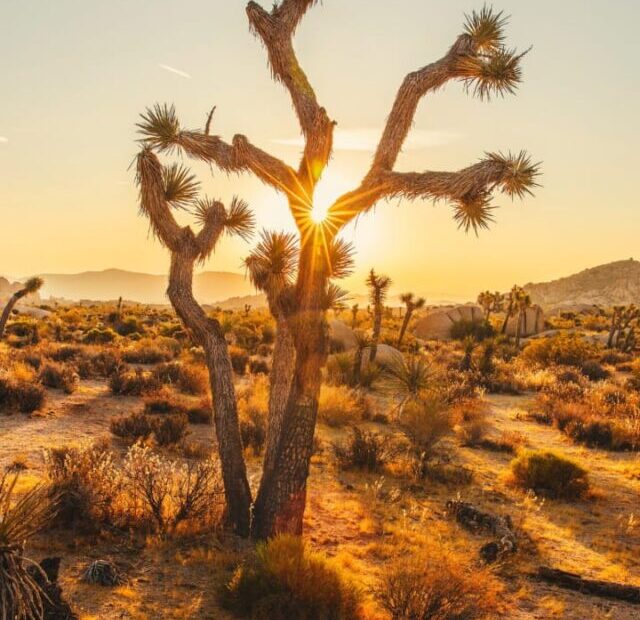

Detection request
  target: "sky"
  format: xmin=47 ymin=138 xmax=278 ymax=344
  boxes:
xmin=1 ymin=0 xmax=639 ymax=301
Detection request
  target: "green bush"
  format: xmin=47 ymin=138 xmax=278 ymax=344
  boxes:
xmin=510 ymin=450 xmax=589 ymax=499
xmin=450 ymin=319 xmax=494 ymax=342
xmin=221 ymin=535 xmax=361 ymax=619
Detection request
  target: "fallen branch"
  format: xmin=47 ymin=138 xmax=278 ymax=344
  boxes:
xmin=446 ymin=499 xmax=517 ymax=563
xmin=537 ymin=566 xmax=640 ymax=604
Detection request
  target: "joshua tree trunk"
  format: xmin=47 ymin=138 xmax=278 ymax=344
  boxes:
xmin=397 ymin=310 xmax=412 ymax=348
xmin=0 ymin=294 xmax=20 ymax=340
xmin=262 ymin=315 xmax=296 ymax=478
xmin=607 ymin=309 xmax=620 ymax=348
xmin=515 ymin=309 xmax=523 ymax=348
xmin=501 ymin=303 xmax=513 ymax=335
xmin=370 ymin=301 xmax=383 ymax=362
xmin=168 ymin=252 xmax=252 ymax=536
xmin=252 ymin=244 xmax=328 ymax=539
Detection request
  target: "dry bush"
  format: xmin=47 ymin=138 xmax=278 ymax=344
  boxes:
xmin=121 ymin=337 xmax=179 ymax=364
xmin=325 ymin=352 xmax=354 ymax=386
xmin=376 ymin=545 xmax=503 ymax=619
xmin=522 ymin=333 xmax=596 ymax=368
xmin=580 ymin=359 xmax=610 ymax=382
xmin=153 ymin=361 xmax=208 ymax=395
xmin=123 ymin=443 xmax=222 ymax=534
xmin=509 ymin=450 xmax=589 ymax=499
xmin=399 ymin=397 xmax=451 ymax=456
xmin=333 ymin=427 xmax=394 ymax=472
xmin=221 ymin=534 xmax=362 ymax=619
xmin=0 ymin=365 xmax=46 ymax=413
xmin=110 ymin=411 xmax=188 ymax=446
xmin=229 ymin=346 xmax=249 ymax=375
xmin=38 ymin=361 xmax=79 ymax=394
xmin=237 ymin=376 xmax=269 ymax=454
xmin=318 ymin=385 xmax=364 ymax=427
xmin=109 ymin=367 xmax=160 ymax=396
xmin=83 ymin=327 xmax=118 ymax=344
xmin=452 ymin=398 xmax=491 ymax=446
xmin=144 ymin=388 xmax=212 ymax=424
xmin=76 ymin=348 xmax=121 ymax=379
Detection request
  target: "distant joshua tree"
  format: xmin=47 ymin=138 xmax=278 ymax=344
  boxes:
xmin=244 ymin=304 xmax=252 ymax=316
xmin=607 ymin=304 xmax=639 ymax=350
xmin=136 ymin=1 xmax=539 ymax=539
xmin=514 ymin=289 xmax=532 ymax=348
xmin=0 ymin=277 xmax=43 ymax=340
xmin=366 ymin=269 xmax=392 ymax=362
xmin=350 ymin=303 xmax=359 ymax=329
xmin=397 ymin=293 xmax=426 ymax=347
xmin=500 ymin=285 xmax=524 ymax=334
xmin=477 ymin=290 xmax=503 ymax=322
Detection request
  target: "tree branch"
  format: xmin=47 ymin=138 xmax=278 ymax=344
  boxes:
xmin=246 ymin=1 xmax=334 ymax=192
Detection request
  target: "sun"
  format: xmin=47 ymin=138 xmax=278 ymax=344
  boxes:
xmin=310 ymin=201 xmax=330 ymax=223
xmin=309 ymin=170 xmax=350 ymax=224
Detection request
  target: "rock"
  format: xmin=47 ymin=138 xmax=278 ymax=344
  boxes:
xmin=15 ymin=306 xmax=51 ymax=319
xmin=328 ymin=319 xmax=357 ymax=351
xmin=361 ymin=344 xmax=403 ymax=368
xmin=413 ymin=305 xmax=483 ymax=340
xmin=504 ymin=305 xmax=545 ymax=337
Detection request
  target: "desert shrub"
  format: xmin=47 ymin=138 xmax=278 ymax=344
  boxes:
xmin=249 ymin=359 xmax=270 ymax=375
xmin=123 ymin=443 xmax=223 ymax=533
xmin=38 ymin=361 xmax=78 ymax=394
xmin=450 ymin=319 xmax=494 ymax=342
xmin=110 ymin=411 xmax=188 ymax=446
xmin=49 ymin=344 xmax=83 ymax=362
xmin=83 ymin=327 xmax=117 ymax=344
xmin=221 ymin=534 xmax=361 ymax=619
xmin=522 ymin=333 xmax=596 ymax=368
xmin=333 ymin=427 xmax=393 ymax=472
xmin=509 ymin=450 xmax=589 ymax=499
xmin=109 ymin=367 xmax=159 ymax=396
xmin=580 ymin=360 xmax=609 ymax=382
xmin=76 ymin=349 xmax=121 ymax=379
xmin=237 ymin=377 xmax=269 ymax=454
xmin=452 ymin=399 xmax=490 ymax=446
xmin=153 ymin=413 xmax=189 ymax=446
xmin=122 ymin=337 xmax=179 ymax=364
xmin=325 ymin=352 xmax=354 ymax=386
xmin=261 ymin=324 xmax=275 ymax=345
xmin=317 ymin=385 xmax=364 ymax=427
xmin=44 ymin=441 xmax=119 ymax=530
xmin=377 ymin=547 xmax=502 ymax=620
xmin=230 ymin=346 xmax=249 ymax=375
xmin=116 ymin=316 xmax=143 ymax=337
xmin=399 ymin=397 xmax=451 ymax=456
xmin=153 ymin=361 xmax=209 ymax=395
xmin=0 ymin=369 xmax=46 ymax=413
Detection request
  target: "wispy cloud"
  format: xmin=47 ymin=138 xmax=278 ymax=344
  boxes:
xmin=272 ymin=127 xmax=461 ymax=152
xmin=158 ymin=64 xmax=191 ymax=79
xmin=0 ymin=136 xmax=8 ymax=144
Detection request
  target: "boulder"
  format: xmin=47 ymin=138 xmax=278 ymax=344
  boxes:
xmin=328 ymin=319 xmax=357 ymax=351
xmin=413 ymin=305 xmax=484 ymax=340
xmin=361 ymin=344 xmax=403 ymax=368
xmin=15 ymin=306 xmax=51 ymax=319
xmin=505 ymin=305 xmax=545 ymax=337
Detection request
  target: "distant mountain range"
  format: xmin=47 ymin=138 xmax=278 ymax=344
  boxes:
xmin=28 ymin=269 xmax=256 ymax=305
xmin=525 ymin=259 xmax=640 ymax=309
xmin=4 ymin=259 xmax=639 ymax=309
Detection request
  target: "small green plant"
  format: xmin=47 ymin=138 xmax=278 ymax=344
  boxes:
xmin=510 ymin=450 xmax=589 ymax=499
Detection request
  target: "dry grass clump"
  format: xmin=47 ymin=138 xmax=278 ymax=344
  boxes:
xmin=318 ymin=385 xmax=365 ymax=427
xmin=333 ymin=427 xmax=394 ymax=473
xmin=0 ymin=472 xmax=57 ymax=620
xmin=399 ymin=396 xmax=451 ymax=456
xmin=376 ymin=544 xmax=503 ymax=619
xmin=38 ymin=361 xmax=79 ymax=394
xmin=509 ymin=449 xmax=589 ymax=499
xmin=229 ymin=346 xmax=250 ymax=375
xmin=452 ymin=398 xmax=491 ymax=446
xmin=76 ymin=348 xmax=121 ymax=379
xmin=83 ymin=326 xmax=118 ymax=344
xmin=109 ymin=367 xmax=160 ymax=396
xmin=110 ymin=410 xmax=189 ymax=446
xmin=0 ymin=364 xmax=46 ymax=413
xmin=220 ymin=534 xmax=362 ymax=619
xmin=152 ymin=361 xmax=209 ymax=395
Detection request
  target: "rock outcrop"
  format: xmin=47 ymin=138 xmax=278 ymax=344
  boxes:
xmin=504 ymin=305 xmax=545 ymax=337
xmin=413 ymin=305 xmax=484 ymax=340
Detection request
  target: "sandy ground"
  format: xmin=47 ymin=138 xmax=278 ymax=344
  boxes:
xmin=2 ymin=383 xmax=640 ymax=619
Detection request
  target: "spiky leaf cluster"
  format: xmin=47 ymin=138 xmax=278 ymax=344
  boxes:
xmin=137 ymin=104 xmax=180 ymax=152
xmin=162 ymin=163 xmax=200 ymax=208
xmin=486 ymin=151 xmax=541 ymax=199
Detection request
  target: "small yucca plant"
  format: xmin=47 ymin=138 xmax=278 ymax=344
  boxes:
xmin=0 ymin=473 xmax=56 ymax=620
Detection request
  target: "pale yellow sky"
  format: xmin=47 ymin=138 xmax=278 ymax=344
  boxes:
xmin=1 ymin=1 xmax=639 ymax=300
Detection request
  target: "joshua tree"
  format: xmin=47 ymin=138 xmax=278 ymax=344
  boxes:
xmin=136 ymin=1 xmax=539 ymax=539
xmin=608 ymin=304 xmax=640 ymax=350
xmin=477 ymin=290 xmax=503 ymax=322
xmin=366 ymin=270 xmax=392 ymax=363
xmin=514 ymin=290 xmax=532 ymax=348
xmin=244 ymin=304 xmax=252 ymax=317
xmin=397 ymin=293 xmax=426 ymax=347
xmin=0 ymin=277 xmax=43 ymax=340
xmin=350 ymin=303 xmax=359 ymax=329
xmin=500 ymin=285 xmax=524 ymax=334
xmin=351 ymin=329 xmax=372 ymax=387
xmin=135 ymin=150 xmax=254 ymax=535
